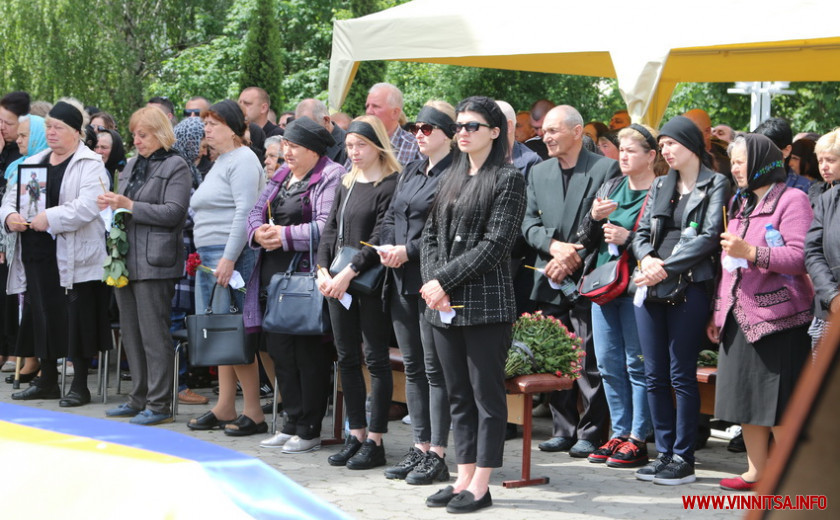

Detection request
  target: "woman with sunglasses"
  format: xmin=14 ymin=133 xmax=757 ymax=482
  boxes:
xmin=420 ymin=96 xmax=526 ymax=513
xmin=317 ymin=115 xmax=400 ymax=470
xmin=379 ymin=101 xmax=455 ymax=485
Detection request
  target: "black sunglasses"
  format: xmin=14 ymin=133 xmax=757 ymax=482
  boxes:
xmin=95 ymin=125 xmax=108 ymax=133
xmin=449 ymin=121 xmax=492 ymax=133
xmin=407 ymin=123 xmax=439 ymax=136
xmin=183 ymin=109 xmax=202 ymax=117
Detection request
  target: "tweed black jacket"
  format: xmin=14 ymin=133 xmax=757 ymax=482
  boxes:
xmin=420 ymin=164 xmax=527 ymax=327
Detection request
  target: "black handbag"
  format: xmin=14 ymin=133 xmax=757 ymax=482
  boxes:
xmin=186 ymin=284 xmax=253 ymax=366
xmin=328 ymin=181 xmax=385 ymax=295
xmin=641 ymin=271 xmax=689 ymax=305
xmin=263 ymin=222 xmax=331 ymax=335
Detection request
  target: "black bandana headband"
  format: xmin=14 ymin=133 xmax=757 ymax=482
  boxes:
xmin=629 ymin=123 xmax=659 ymax=152
xmin=49 ymin=101 xmax=83 ymax=133
xmin=416 ymin=106 xmax=456 ymax=139
xmin=347 ymin=120 xmax=383 ymax=149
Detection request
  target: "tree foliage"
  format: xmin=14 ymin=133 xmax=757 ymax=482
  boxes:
xmin=240 ymin=0 xmax=283 ymax=107
xmin=1 ymin=0 xmax=838 ymax=145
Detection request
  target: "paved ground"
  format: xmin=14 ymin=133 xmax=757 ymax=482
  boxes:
xmin=1 ymin=369 xmax=745 ymax=519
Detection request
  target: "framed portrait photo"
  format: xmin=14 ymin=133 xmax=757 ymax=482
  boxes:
xmin=17 ymin=164 xmax=48 ymax=221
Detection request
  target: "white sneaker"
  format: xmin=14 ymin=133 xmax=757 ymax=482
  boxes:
xmin=259 ymin=431 xmax=293 ymax=448
xmin=402 ymin=414 xmax=411 ymax=425
xmin=282 ymin=435 xmax=321 ymax=454
xmin=58 ymin=364 xmax=75 ymax=376
xmin=1 ymin=361 xmax=16 ymax=372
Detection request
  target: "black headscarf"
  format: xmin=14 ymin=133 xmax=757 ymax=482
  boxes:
xmin=283 ymin=117 xmax=335 ymax=156
xmin=731 ymin=133 xmax=787 ymax=217
xmin=658 ymin=115 xmax=713 ymax=169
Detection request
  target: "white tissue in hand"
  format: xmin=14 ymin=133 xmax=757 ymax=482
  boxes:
xmin=339 ymin=293 xmax=352 ymax=310
xmin=439 ymin=308 xmax=456 ymax=324
xmin=376 ymin=244 xmax=394 ymax=253
xmin=229 ymin=270 xmax=246 ymax=290
xmin=722 ymin=254 xmax=748 ymax=273
xmin=100 ymin=207 xmax=113 ymax=229
xmin=548 ymin=278 xmax=562 ymax=290
xmin=633 ymin=286 xmax=647 ymax=307
xmin=608 ymin=243 xmax=619 ymax=257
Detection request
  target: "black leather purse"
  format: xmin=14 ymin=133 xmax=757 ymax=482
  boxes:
xmin=263 ymin=222 xmax=331 ymax=335
xmin=187 ymin=284 xmax=253 ymax=366
xmin=328 ymin=181 xmax=385 ymax=295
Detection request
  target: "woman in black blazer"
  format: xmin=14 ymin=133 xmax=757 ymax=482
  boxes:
xmin=380 ymin=100 xmax=456 ymax=484
xmin=420 ymin=96 xmax=526 ymax=513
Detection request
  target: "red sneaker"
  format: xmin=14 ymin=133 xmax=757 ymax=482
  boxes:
xmin=587 ymin=437 xmax=626 ymax=463
xmin=720 ymin=476 xmax=756 ymax=491
xmin=606 ymin=439 xmax=649 ymax=468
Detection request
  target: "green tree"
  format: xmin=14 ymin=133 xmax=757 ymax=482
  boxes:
xmin=240 ymin=0 xmax=283 ymax=107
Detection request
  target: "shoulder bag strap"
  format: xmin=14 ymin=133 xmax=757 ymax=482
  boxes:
xmin=337 ymin=181 xmax=356 ymax=248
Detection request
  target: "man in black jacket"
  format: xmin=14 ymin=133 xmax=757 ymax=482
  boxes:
xmin=522 ymin=105 xmax=620 ymax=458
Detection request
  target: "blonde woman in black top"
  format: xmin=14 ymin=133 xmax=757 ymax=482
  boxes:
xmin=317 ymin=115 xmax=400 ymax=470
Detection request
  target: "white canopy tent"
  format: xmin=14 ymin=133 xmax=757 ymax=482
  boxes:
xmin=328 ymin=0 xmax=840 ymax=126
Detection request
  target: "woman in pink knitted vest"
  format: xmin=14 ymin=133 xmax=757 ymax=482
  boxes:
xmin=707 ymin=133 xmax=814 ymax=492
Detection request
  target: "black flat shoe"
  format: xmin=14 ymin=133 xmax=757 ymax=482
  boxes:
xmin=426 ymin=485 xmax=456 ymax=508
xmin=223 ymin=414 xmax=268 ymax=436
xmin=446 ymin=490 xmax=492 ymax=514
xmin=11 ymin=383 xmax=60 ymax=400
xmin=6 ymin=371 xmax=39 ymax=384
xmin=59 ymin=389 xmax=91 ymax=407
xmin=188 ymin=411 xmax=234 ymax=431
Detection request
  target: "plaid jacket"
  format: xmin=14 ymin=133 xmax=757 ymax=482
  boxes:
xmin=390 ymin=127 xmax=423 ymax=166
xmin=421 ymin=165 xmax=527 ymax=327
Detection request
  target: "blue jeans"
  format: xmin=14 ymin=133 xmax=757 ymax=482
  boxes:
xmin=195 ymin=245 xmax=256 ymax=316
xmin=591 ymin=297 xmax=651 ymax=441
xmin=634 ymin=283 xmax=709 ymax=464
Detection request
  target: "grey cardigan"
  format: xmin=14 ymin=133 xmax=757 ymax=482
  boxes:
xmin=117 ymin=152 xmax=192 ymax=281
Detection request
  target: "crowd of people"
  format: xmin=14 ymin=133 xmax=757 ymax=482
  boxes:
xmin=0 ymin=83 xmax=836 ymax=514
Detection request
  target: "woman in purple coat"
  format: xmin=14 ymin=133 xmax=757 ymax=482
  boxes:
xmin=707 ymin=133 xmax=814 ymax=492
xmin=243 ymin=118 xmax=343 ymax=453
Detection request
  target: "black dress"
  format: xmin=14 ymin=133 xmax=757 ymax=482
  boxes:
xmin=17 ymin=155 xmax=110 ymax=360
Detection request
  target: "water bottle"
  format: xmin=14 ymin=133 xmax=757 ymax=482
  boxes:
xmin=672 ymin=221 xmax=699 ymax=254
xmin=559 ymin=278 xmax=579 ymax=302
xmin=765 ymin=224 xmax=785 ymax=247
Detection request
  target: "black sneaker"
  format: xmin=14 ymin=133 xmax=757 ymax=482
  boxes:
xmin=406 ymin=451 xmax=450 ymax=485
xmin=727 ymin=432 xmax=746 ymax=453
xmin=347 ymin=439 xmax=386 ymax=470
xmin=384 ymin=447 xmax=425 ymax=480
xmin=652 ymin=454 xmax=696 ymax=485
xmin=327 ymin=435 xmax=363 ymax=466
xmin=607 ymin=439 xmax=649 ymax=468
xmin=635 ymin=454 xmax=672 ymax=482
xmin=259 ymin=383 xmax=273 ymax=398
xmin=588 ymin=437 xmax=626 ymax=463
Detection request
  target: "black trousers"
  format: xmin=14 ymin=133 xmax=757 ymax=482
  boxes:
xmin=266 ymin=333 xmax=333 ymax=440
xmin=431 ymin=322 xmax=510 ymax=468
xmin=328 ymin=294 xmax=392 ymax=433
xmin=540 ymin=300 xmax=609 ymax=444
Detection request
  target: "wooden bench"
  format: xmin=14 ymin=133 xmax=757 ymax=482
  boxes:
xmin=329 ymin=349 xmax=718 ymax=484
xmin=504 ymin=373 xmax=573 ymax=488
xmin=696 ymin=366 xmax=717 ymax=416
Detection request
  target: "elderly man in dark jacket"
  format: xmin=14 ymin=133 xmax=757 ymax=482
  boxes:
xmin=522 ymin=105 xmax=620 ymax=457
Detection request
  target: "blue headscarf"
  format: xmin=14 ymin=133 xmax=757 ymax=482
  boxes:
xmin=5 ymin=114 xmax=48 ymax=183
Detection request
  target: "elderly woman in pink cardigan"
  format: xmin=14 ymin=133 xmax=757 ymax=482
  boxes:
xmin=707 ymin=133 xmax=814 ymax=492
